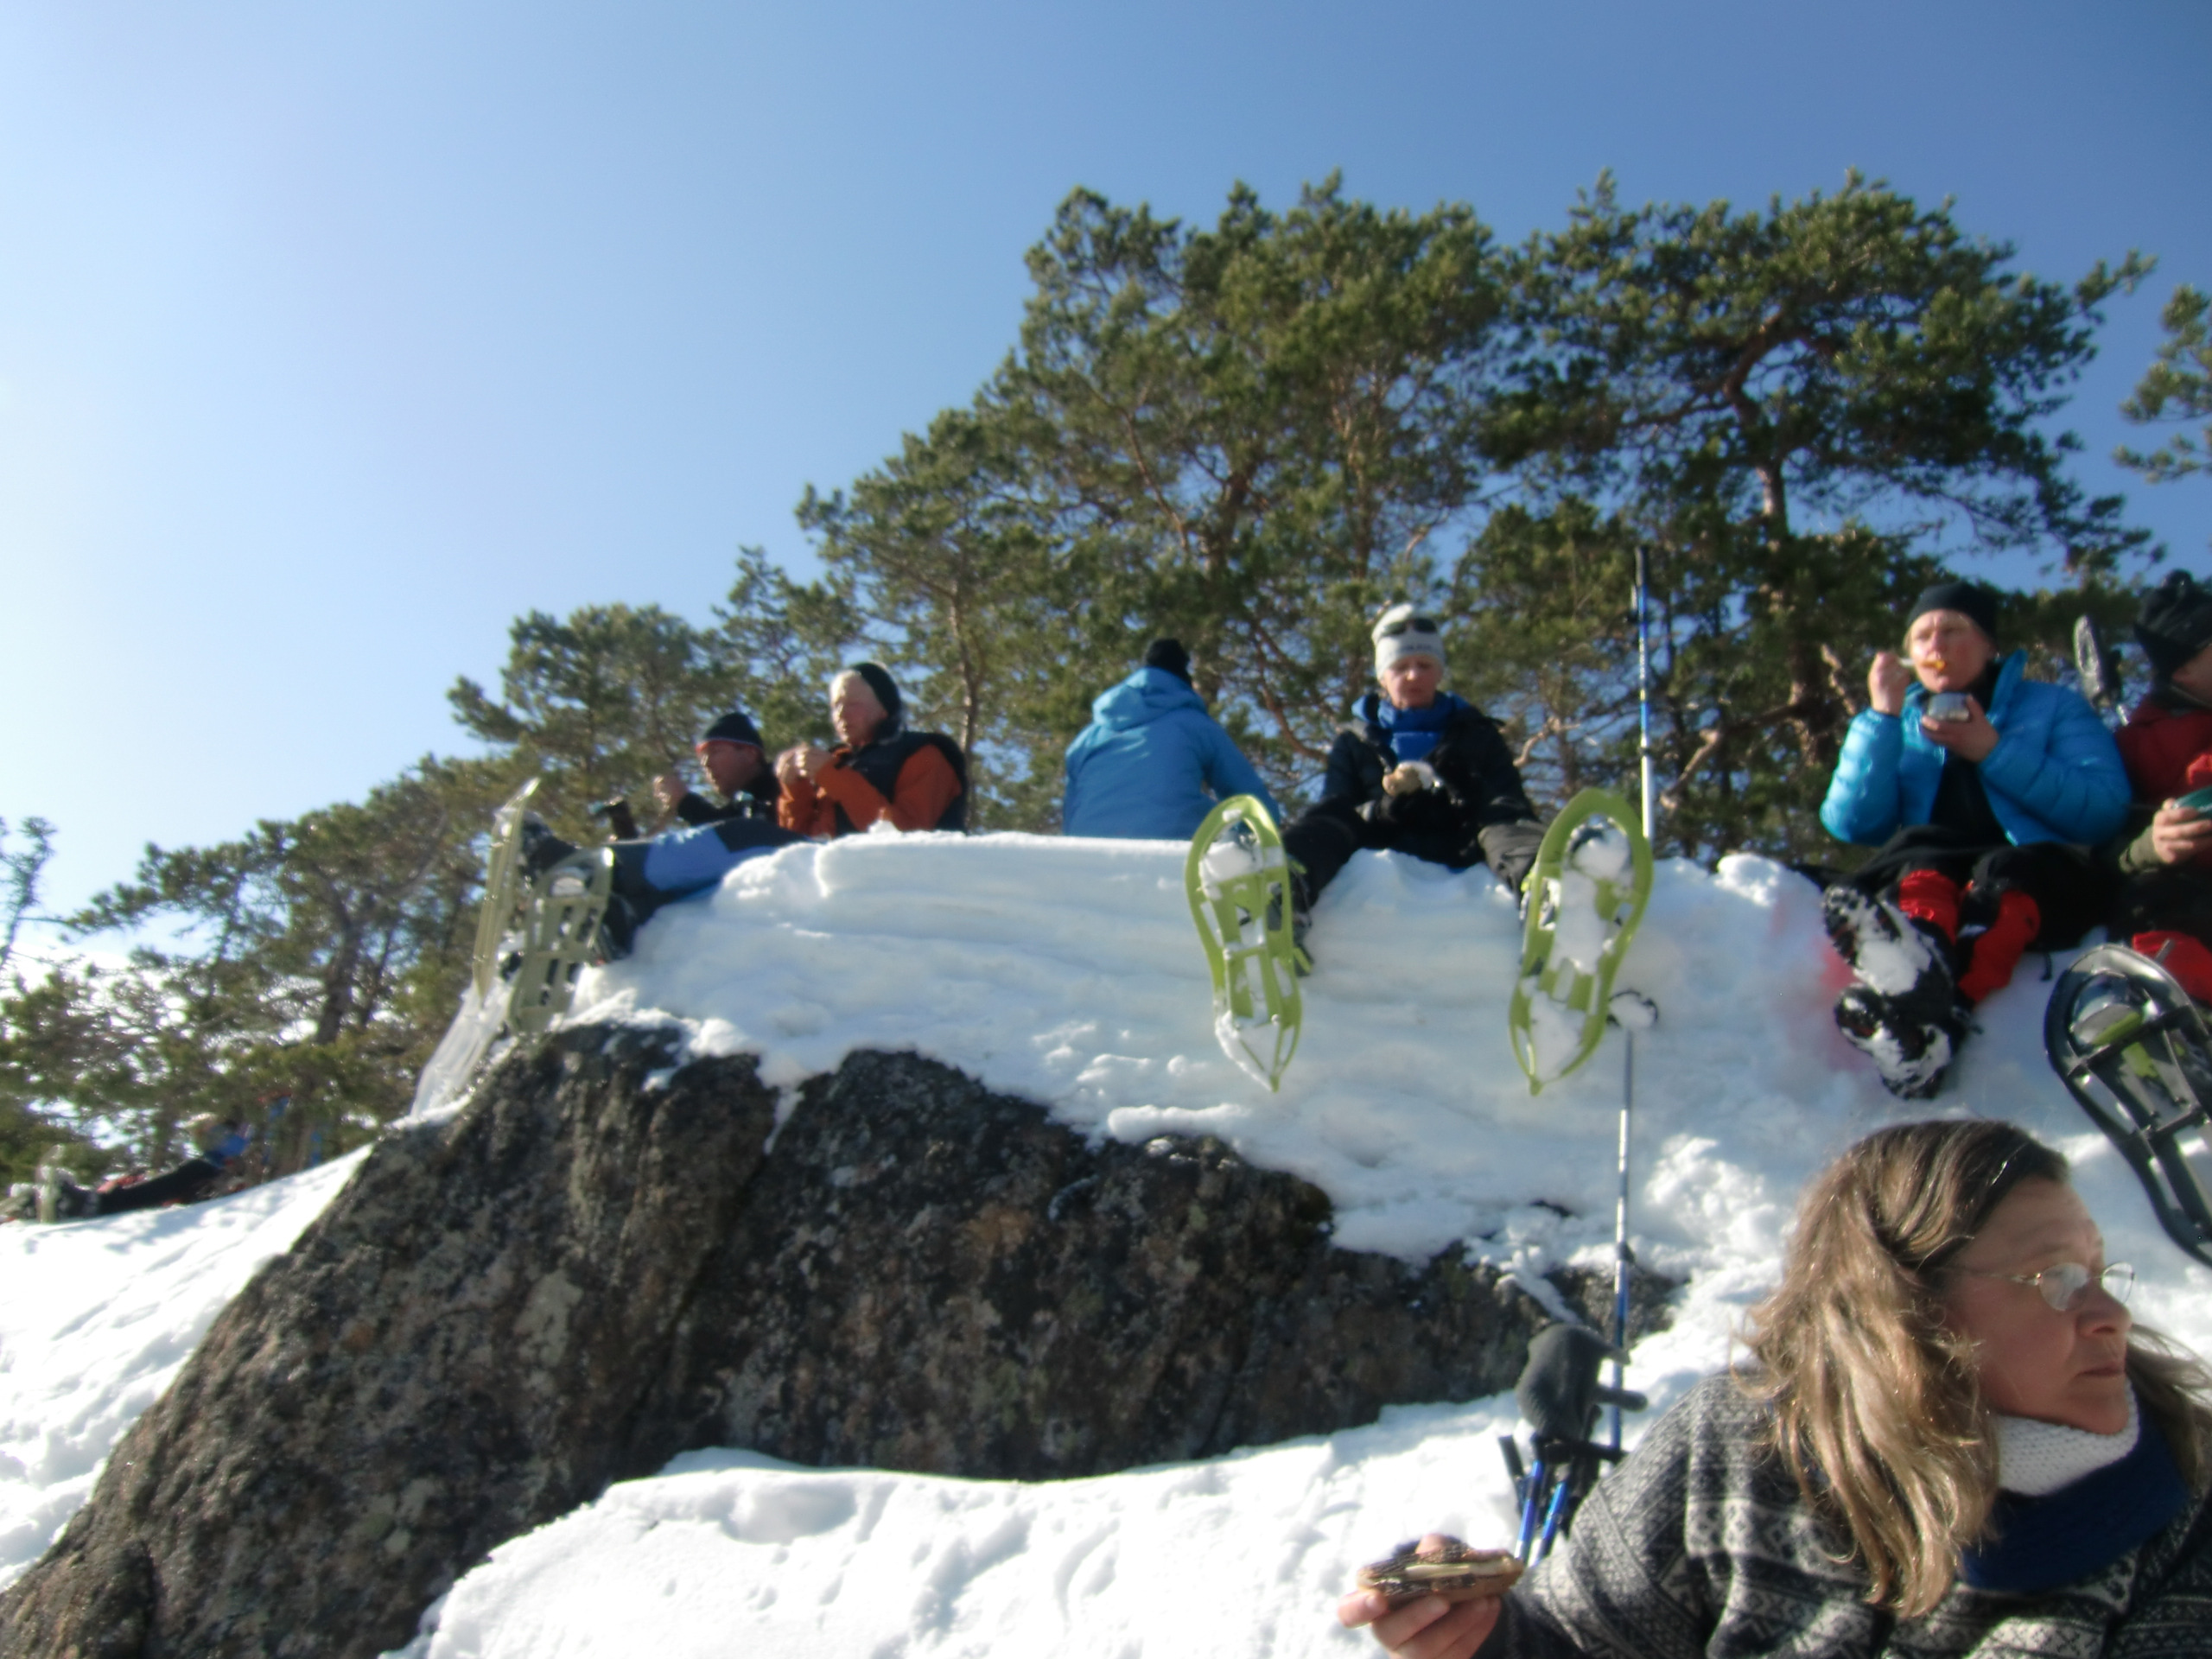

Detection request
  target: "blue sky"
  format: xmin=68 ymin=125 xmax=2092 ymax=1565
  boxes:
xmin=3 ymin=0 xmax=2207 ymax=914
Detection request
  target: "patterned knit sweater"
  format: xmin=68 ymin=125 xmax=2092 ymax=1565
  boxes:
xmin=1485 ymin=1376 xmax=2212 ymax=1657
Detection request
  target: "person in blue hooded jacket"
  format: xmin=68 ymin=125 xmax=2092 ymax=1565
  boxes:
xmin=1062 ymin=640 xmax=1281 ymax=840
xmin=1818 ymin=581 xmax=2128 ymax=1099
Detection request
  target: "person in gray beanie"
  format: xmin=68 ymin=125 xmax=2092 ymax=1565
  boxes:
xmin=651 ymin=709 xmax=780 ymax=828
xmin=1277 ymin=602 xmax=1544 ymax=961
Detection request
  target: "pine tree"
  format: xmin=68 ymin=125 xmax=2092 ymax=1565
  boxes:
xmin=1478 ymin=172 xmax=2152 ymax=856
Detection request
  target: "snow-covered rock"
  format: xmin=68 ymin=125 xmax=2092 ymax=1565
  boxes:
xmin=3 ymin=832 xmax=2206 ymax=1655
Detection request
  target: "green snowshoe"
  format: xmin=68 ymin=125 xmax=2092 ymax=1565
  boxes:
xmin=1185 ymin=795 xmax=1304 ymax=1091
xmin=1509 ymin=791 xmax=1654 ymax=1094
xmin=2044 ymin=943 xmax=2212 ymax=1269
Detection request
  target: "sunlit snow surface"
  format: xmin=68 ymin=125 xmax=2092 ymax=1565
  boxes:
xmin=0 ymin=1154 xmax=362 ymax=1585
xmin=5 ymin=830 xmax=2209 ymax=1654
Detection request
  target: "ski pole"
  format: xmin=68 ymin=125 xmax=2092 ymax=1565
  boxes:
xmin=1611 ymin=1030 xmax=1634 ymax=1451
xmin=1535 ymin=1465 xmax=1577 ymax=1560
xmin=1636 ymin=544 xmax=1655 ymax=844
xmin=1514 ymin=1454 xmax=1551 ymax=1562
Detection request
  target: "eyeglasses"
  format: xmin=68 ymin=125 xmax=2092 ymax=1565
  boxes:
xmin=1376 ymin=615 xmax=1440 ymax=639
xmin=1955 ymin=1262 xmax=2134 ymax=1312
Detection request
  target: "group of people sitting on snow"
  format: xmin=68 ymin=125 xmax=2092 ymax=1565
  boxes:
xmin=1821 ymin=572 xmax=2212 ymax=1097
xmin=546 ymin=569 xmax=2212 ymax=1102
xmin=517 ymin=661 xmax=973 ymax=953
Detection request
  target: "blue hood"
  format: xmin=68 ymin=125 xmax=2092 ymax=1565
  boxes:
xmin=1090 ymin=666 xmax=1207 ymax=731
xmin=1062 ymin=666 xmax=1280 ymax=839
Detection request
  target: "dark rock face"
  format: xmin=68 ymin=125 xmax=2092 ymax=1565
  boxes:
xmin=1 ymin=1030 xmax=1669 ymax=1659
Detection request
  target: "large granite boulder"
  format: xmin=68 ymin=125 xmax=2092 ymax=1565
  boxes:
xmin=1 ymin=1026 xmax=1667 ymax=1659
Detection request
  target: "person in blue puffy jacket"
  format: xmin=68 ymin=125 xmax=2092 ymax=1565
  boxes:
xmin=1818 ymin=581 xmax=2127 ymax=1098
xmin=1062 ymin=640 xmax=1281 ymax=839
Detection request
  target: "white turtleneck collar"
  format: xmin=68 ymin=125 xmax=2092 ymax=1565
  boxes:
xmin=1994 ymin=1389 xmax=2139 ymax=1497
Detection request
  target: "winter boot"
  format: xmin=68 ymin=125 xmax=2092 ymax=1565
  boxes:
xmin=2133 ymin=931 xmax=2212 ymax=1007
xmin=519 ymin=816 xmax=581 ymax=879
xmin=1822 ymin=885 xmax=1957 ymax=1004
xmin=1825 ymin=883 xmax=1967 ymax=1098
xmin=1834 ymin=984 xmax=1968 ymax=1100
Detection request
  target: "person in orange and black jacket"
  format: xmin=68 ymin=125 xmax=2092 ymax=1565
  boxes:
xmin=776 ymin=663 xmax=968 ymax=836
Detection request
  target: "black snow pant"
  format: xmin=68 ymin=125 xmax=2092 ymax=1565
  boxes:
xmin=1280 ymin=799 xmax=1541 ymax=910
xmin=92 ymin=1157 xmax=224 ymax=1215
xmin=1842 ymin=826 xmax=2111 ymax=951
xmin=1281 ymin=798 xmax=1388 ymax=907
xmin=2111 ymin=866 xmax=2212 ymax=948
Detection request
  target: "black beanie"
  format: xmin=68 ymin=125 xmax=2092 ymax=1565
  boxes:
xmin=1905 ymin=580 xmax=2000 ymax=642
xmin=2135 ymin=570 xmax=2212 ymax=683
xmin=1142 ymin=638 xmax=1193 ymax=685
xmin=846 ymin=662 xmax=903 ymax=730
xmin=700 ymin=710 xmax=762 ymax=749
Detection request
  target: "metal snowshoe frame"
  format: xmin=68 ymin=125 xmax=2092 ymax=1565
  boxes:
xmin=471 ymin=777 xmax=543 ymax=1002
xmin=2044 ymin=943 xmax=2212 ymax=1269
xmin=1510 ymin=790 xmax=1654 ymax=1094
xmin=35 ymin=1142 xmax=68 ymax=1224
xmin=447 ymin=774 xmax=618 ymax=1061
xmin=2073 ymin=613 xmax=2125 ymax=716
xmin=505 ymin=850 xmax=615 ymax=1034
xmin=1185 ymin=794 xmax=1303 ymax=1091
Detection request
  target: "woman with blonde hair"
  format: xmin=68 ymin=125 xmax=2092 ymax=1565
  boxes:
xmin=1338 ymin=1119 xmax=2212 ymax=1656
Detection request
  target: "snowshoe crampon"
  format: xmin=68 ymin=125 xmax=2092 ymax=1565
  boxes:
xmin=2045 ymin=943 xmax=2212 ymax=1269
xmin=1510 ymin=791 xmax=1654 ymax=1095
xmin=1185 ymin=795 xmax=1303 ymax=1091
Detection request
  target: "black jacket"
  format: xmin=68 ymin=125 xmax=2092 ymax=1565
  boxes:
xmin=1319 ymin=691 xmax=1543 ymax=886
xmin=673 ymin=777 xmax=779 ymax=827
xmin=835 ymin=730 xmax=969 ymax=834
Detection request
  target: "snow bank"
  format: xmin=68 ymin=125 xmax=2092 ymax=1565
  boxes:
xmin=8 ymin=830 xmax=2209 ymax=1651
xmin=0 ymin=1154 xmax=361 ymax=1585
xmin=386 ymin=1402 xmax=1529 ymax=1659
